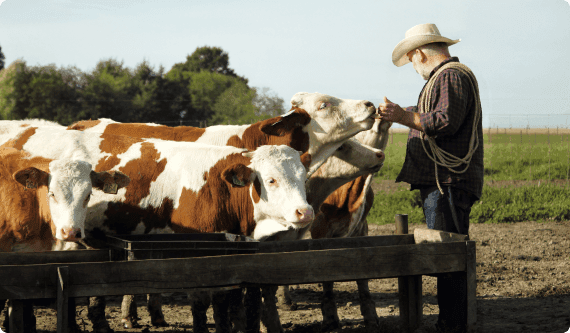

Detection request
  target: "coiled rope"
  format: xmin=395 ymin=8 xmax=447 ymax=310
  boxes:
xmin=419 ymin=62 xmax=482 ymax=195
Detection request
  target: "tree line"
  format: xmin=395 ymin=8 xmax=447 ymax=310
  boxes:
xmin=0 ymin=46 xmax=286 ymax=126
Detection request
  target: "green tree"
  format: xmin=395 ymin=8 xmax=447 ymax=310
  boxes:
xmin=186 ymin=70 xmax=236 ymax=121
xmin=0 ymin=60 xmax=21 ymax=120
xmin=7 ymin=62 xmax=83 ymax=124
xmin=79 ymin=59 xmax=134 ymax=121
xmin=173 ymin=46 xmax=247 ymax=83
xmin=210 ymin=80 xmax=261 ymax=125
xmin=253 ymin=87 xmax=286 ymax=117
xmin=0 ymin=45 xmax=5 ymax=71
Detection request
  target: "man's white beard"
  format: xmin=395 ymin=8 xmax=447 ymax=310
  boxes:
xmin=412 ymin=55 xmax=431 ymax=80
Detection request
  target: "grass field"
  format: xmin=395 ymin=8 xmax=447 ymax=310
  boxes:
xmin=369 ymin=130 xmax=570 ymax=224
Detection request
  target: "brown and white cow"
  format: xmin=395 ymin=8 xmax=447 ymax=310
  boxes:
xmin=0 ymin=147 xmax=129 ymax=250
xmin=0 ymin=147 xmax=129 ymax=331
xmin=67 ymin=92 xmax=377 ymax=177
xmin=259 ymin=119 xmax=392 ymax=333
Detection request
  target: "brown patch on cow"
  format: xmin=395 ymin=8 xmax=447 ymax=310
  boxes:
xmin=96 ymin=133 xmax=145 ymax=171
xmin=98 ymin=142 xmax=169 ymax=234
xmin=300 ymin=152 xmax=312 ymax=170
xmin=67 ymin=120 xmax=101 ymax=131
xmin=229 ymin=108 xmax=311 ymax=153
xmin=252 ymin=178 xmax=261 ymax=204
xmin=72 ymin=121 xmax=208 ymax=142
xmin=310 ymin=175 xmax=373 ymax=239
xmin=0 ymin=148 xmax=55 ymax=252
xmin=1 ymin=127 xmax=37 ymax=150
xmin=171 ymin=153 xmax=256 ymax=236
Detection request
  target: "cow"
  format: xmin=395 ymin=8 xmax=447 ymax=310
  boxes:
xmin=0 ymin=125 xmax=314 ymax=333
xmin=0 ymin=146 xmax=129 ymax=332
xmin=67 ymin=92 xmax=378 ymax=177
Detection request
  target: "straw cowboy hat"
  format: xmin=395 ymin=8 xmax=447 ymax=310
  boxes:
xmin=392 ymin=23 xmax=460 ymax=67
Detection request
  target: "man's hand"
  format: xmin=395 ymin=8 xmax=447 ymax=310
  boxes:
xmin=378 ymin=96 xmax=405 ymax=123
xmin=378 ymin=96 xmax=424 ymax=132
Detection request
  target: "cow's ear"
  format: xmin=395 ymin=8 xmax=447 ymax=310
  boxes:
xmin=259 ymin=107 xmax=311 ymax=136
xmin=13 ymin=167 xmax=50 ymax=189
xmin=91 ymin=170 xmax=130 ymax=194
xmin=222 ymin=163 xmax=254 ymax=188
xmin=300 ymin=152 xmax=312 ymax=171
xmin=290 ymin=92 xmax=308 ymax=107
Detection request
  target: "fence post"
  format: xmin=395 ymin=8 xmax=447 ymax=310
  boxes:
xmin=57 ymin=266 xmax=69 ymax=333
xmin=396 ymin=214 xmax=422 ymax=333
xmin=8 ymin=299 xmax=24 ymax=333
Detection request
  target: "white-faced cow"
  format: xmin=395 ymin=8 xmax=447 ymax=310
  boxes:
xmin=0 ymin=146 xmax=129 ymax=331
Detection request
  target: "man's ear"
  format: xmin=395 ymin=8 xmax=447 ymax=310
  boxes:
xmin=417 ymin=48 xmax=427 ymax=63
xmin=91 ymin=170 xmax=131 ymax=194
xmin=259 ymin=108 xmax=311 ymax=136
xmin=221 ymin=163 xmax=254 ymax=188
xmin=13 ymin=167 xmax=50 ymax=189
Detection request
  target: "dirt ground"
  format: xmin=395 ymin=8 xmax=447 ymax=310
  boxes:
xmin=2 ymin=219 xmax=566 ymax=333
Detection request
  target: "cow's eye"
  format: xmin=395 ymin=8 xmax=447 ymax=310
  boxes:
xmin=85 ymin=193 xmax=91 ymax=202
xmin=268 ymin=178 xmax=276 ymax=184
xmin=337 ymin=145 xmax=345 ymax=151
xmin=48 ymin=192 xmax=55 ymax=198
xmin=319 ymin=102 xmax=329 ymax=110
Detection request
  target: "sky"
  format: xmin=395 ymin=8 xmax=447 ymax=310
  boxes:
xmin=0 ymin=0 xmax=569 ymax=128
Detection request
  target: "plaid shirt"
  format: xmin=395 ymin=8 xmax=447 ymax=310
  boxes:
xmin=396 ymin=57 xmax=484 ymax=199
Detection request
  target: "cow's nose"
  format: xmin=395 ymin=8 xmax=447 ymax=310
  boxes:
xmin=364 ymin=101 xmax=374 ymax=108
xmin=61 ymin=227 xmax=83 ymax=241
xmin=376 ymin=151 xmax=385 ymax=161
xmin=296 ymin=207 xmax=315 ymax=222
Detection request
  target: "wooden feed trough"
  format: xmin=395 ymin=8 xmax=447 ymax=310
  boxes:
xmin=0 ymin=215 xmax=476 ymax=333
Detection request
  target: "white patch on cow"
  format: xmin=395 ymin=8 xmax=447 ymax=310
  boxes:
xmin=195 ymin=124 xmax=249 ymax=145
xmin=87 ymin=118 xmax=118 ymax=132
xmin=248 ymin=145 xmax=314 ymax=228
xmin=139 ymin=140 xmax=247 ymax=209
xmin=252 ymin=220 xmax=290 ymax=241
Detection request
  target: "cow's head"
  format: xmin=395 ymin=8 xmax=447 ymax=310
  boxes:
xmin=306 ymin=139 xmax=385 ymax=210
xmin=290 ymin=92 xmax=377 ymax=176
xmin=222 ymin=145 xmax=314 ymax=239
xmin=13 ymin=160 xmax=130 ymax=242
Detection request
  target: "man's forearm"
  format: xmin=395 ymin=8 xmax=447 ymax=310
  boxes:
xmin=400 ymin=110 xmax=424 ymax=132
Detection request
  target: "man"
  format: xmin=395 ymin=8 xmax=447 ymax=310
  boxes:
xmin=378 ymin=23 xmax=483 ymax=332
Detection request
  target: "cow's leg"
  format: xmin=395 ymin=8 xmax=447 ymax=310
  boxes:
xmin=260 ymin=285 xmax=284 ymax=333
xmin=276 ymin=285 xmax=297 ymax=311
xmin=87 ymin=296 xmax=113 ymax=333
xmin=189 ymin=290 xmax=211 ymax=333
xmin=147 ymin=294 xmax=168 ymax=327
xmin=23 ymin=300 xmax=37 ymax=333
xmin=356 ymin=279 xmax=380 ymax=330
xmin=212 ymin=290 xmax=232 ymax=333
xmin=320 ymin=282 xmax=341 ymax=332
xmin=228 ymin=288 xmax=246 ymax=333
xmin=243 ymin=287 xmax=261 ymax=333
xmin=120 ymin=295 xmax=139 ymax=328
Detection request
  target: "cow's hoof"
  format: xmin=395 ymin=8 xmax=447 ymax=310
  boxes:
xmin=121 ymin=317 xmax=141 ymax=329
xmin=151 ymin=317 xmax=169 ymax=327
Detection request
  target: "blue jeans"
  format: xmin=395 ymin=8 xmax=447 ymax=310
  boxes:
xmin=418 ymin=185 xmax=476 ymax=332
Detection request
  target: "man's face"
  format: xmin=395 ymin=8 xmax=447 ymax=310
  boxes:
xmin=408 ymin=49 xmax=430 ymax=80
